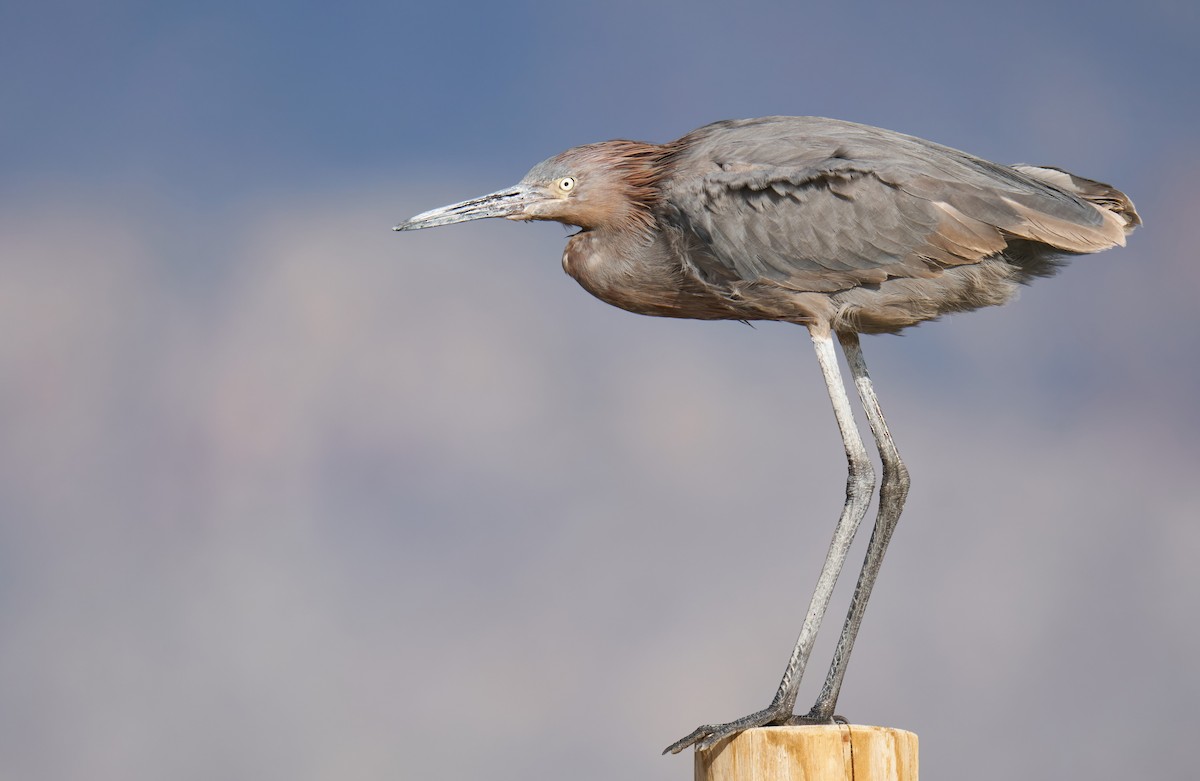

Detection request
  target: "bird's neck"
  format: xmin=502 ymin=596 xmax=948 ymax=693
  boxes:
xmin=593 ymin=140 xmax=674 ymax=238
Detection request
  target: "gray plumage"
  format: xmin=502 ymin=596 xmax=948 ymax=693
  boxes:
xmin=394 ymin=116 xmax=1139 ymax=754
xmin=531 ymin=117 xmax=1137 ymax=333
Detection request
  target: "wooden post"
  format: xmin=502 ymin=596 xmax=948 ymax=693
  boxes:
xmin=694 ymin=725 xmax=917 ymax=781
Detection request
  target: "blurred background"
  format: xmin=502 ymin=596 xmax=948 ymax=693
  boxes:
xmin=2 ymin=1 xmax=1197 ymax=779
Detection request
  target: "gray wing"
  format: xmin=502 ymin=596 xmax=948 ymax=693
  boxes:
xmin=660 ymin=117 xmax=1130 ymax=294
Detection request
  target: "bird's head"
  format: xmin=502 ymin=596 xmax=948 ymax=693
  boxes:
xmin=394 ymin=141 xmax=668 ymax=237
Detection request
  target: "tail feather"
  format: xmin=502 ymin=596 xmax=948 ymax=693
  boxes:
xmin=1011 ymin=164 xmax=1142 ymax=238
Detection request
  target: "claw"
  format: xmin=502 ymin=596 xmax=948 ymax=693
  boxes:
xmin=663 ymin=725 xmax=716 ymax=755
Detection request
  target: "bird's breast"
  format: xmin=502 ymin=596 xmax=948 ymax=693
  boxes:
xmin=561 ymin=231 xmax=739 ymax=320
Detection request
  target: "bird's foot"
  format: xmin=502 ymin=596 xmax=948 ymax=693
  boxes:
xmin=663 ymin=706 xmax=850 ymax=755
xmin=786 ymin=708 xmax=846 ymax=726
xmin=662 ymin=704 xmax=794 ymax=755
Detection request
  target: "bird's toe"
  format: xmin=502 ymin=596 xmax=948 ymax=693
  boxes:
xmin=663 ymin=705 xmax=793 ymax=755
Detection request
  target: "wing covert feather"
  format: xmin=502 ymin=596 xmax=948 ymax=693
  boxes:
xmin=658 ymin=117 xmax=1124 ymax=295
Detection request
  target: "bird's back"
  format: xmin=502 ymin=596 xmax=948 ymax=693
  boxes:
xmin=648 ymin=116 xmax=1137 ymax=332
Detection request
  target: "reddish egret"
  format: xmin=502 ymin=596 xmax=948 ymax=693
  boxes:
xmin=394 ymin=116 xmax=1139 ymax=754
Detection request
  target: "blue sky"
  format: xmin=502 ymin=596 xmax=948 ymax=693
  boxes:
xmin=2 ymin=2 xmax=1198 ymax=780
xmin=6 ymin=1 xmax=1192 ymax=192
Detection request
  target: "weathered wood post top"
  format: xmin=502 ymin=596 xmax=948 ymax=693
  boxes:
xmin=694 ymin=725 xmax=917 ymax=781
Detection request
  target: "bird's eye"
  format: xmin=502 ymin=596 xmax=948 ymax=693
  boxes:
xmin=558 ymin=176 xmax=576 ymax=192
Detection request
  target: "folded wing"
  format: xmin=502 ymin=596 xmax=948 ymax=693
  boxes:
xmin=661 ymin=117 xmax=1136 ymax=295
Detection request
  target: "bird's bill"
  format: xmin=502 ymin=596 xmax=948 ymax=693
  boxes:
xmin=393 ymin=183 xmax=540 ymax=231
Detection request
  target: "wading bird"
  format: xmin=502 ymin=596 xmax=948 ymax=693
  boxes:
xmin=394 ymin=116 xmax=1139 ymax=754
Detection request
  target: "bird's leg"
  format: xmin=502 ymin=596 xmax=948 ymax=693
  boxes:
xmin=664 ymin=329 xmax=876 ymax=755
xmin=799 ymin=331 xmax=910 ymax=722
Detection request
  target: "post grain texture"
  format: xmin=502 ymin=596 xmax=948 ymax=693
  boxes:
xmin=694 ymin=725 xmax=917 ymax=781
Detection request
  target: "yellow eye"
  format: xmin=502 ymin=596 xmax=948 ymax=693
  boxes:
xmin=558 ymin=176 xmax=576 ymax=192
